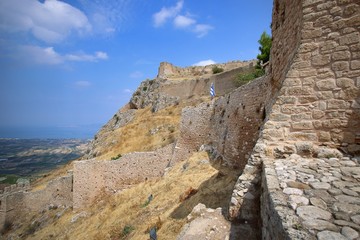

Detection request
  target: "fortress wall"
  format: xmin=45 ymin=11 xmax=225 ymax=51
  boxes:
xmin=73 ymin=144 xmax=174 ymax=209
xmin=0 ymin=175 xmax=72 ymax=228
xmin=172 ymin=74 xmax=272 ymax=168
xmin=24 ymin=175 xmax=73 ymax=211
xmin=261 ymin=0 xmax=360 ymax=157
xmin=157 ymin=60 xmax=255 ymax=79
xmin=230 ymin=0 xmax=360 ymax=238
xmin=160 ymin=63 xmax=256 ymax=99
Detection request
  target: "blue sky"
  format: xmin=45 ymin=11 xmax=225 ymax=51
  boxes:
xmin=0 ymin=0 xmax=272 ymax=138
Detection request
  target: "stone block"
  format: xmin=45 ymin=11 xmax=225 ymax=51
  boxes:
xmin=317 ymin=1 xmax=336 ymax=11
xmin=314 ymin=15 xmax=333 ymax=27
xmin=270 ymin=113 xmax=291 ymax=122
xmin=299 ymin=69 xmax=317 ymax=77
xmin=303 ymin=0 xmax=324 ymax=7
xmin=327 ymin=99 xmax=351 ymax=109
xmin=330 ymin=6 xmax=342 ymax=15
xmin=289 ymin=132 xmax=318 ymax=141
xmin=298 ymin=96 xmax=318 ymax=103
xmin=339 ymin=32 xmax=360 ymax=45
xmin=351 ymin=60 xmax=360 ymax=70
xmin=316 ymin=79 xmax=336 ymax=90
xmin=316 ymin=91 xmax=334 ymax=100
xmin=298 ymin=43 xmax=318 ymax=53
xmin=320 ymin=40 xmax=338 ymax=52
xmin=323 ymin=119 xmax=342 ymax=128
xmin=291 ymin=113 xmax=312 ymax=122
xmin=302 ymin=29 xmax=323 ymax=39
xmin=332 ymin=61 xmax=350 ymax=71
xmin=332 ymin=51 xmax=351 ymax=61
xmin=344 ymin=12 xmax=360 ymax=28
xmin=312 ymin=54 xmax=331 ymax=66
xmin=336 ymin=78 xmax=355 ymax=88
xmin=302 ymin=77 xmax=316 ymax=86
xmin=312 ymin=109 xmax=325 ymax=119
xmin=292 ymin=121 xmax=314 ymax=130
xmin=283 ymin=78 xmax=302 ymax=87
xmin=318 ymin=131 xmax=331 ymax=142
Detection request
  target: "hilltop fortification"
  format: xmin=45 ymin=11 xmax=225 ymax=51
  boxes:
xmin=1 ymin=0 xmax=359 ymax=239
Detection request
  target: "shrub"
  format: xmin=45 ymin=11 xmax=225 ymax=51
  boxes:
xmin=111 ymin=154 xmax=122 ymax=160
xmin=120 ymin=225 xmax=135 ymax=238
xmin=212 ymin=66 xmax=224 ymax=74
xmin=235 ymin=68 xmax=265 ymax=87
xmin=142 ymin=86 xmax=148 ymax=92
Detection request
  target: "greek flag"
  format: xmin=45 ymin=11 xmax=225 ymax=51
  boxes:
xmin=210 ymin=83 xmax=215 ymax=97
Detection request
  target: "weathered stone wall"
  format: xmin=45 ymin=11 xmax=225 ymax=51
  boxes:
xmin=262 ymin=0 xmax=360 ymax=157
xmin=73 ymin=144 xmax=174 ymax=208
xmin=230 ymin=0 xmax=360 ymax=239
xmin=157 ymin=60 xmax=255 ymax=79
xmin=130 ymin=62 xmax=256 ymax=112
xmin=0 ymin=175 xmax=72 ymax=228
xmin=172 ymin=74 xmax=272 ymax=169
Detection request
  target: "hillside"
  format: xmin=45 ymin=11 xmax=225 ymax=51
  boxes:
xmin=1 ymin=0 xmax=360 ymax=239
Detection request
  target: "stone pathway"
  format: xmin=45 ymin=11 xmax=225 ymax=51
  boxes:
xmin=273 ymin=154 xmax=360 ymax=239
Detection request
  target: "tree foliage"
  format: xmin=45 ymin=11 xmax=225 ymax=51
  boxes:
xmin=256 ymin=31 xmax=272 ymax=68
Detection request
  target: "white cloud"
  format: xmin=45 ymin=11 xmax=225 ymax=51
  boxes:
xmin=174 ymin=15 xmax=196 ymax=28
xmin=152 ymin=1 xmax=213 ymax=37
xmin=65 ymin=51 xmax=108 ymax=62
xmin=16 ymin=45 xmax=108 ymax=65
xmin=0 ymin=0 xmax=91 ymax=43
xmin=193 ymin=24 xmax=214 ymax=38
xmin=130 ymin=71 xmax=144 ymax=79
xmin=153 ymin=0 xmax=184 ymax=27
xmin=75 ymin=81 xmax=92 ymax=88
xmin=78 ymin=0 xmax=138 ymax=35
xmin=193 ymin=59 xmax=216 ymax=66
xmin=18 ymin=45 xmax=63 ymax=65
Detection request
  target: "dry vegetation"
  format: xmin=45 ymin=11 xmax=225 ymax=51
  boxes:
xmin=12 ymin=151 xmax=239 ymax=240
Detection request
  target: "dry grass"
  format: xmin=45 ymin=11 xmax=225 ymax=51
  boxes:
xmin=17 ymin=151 xmax=239 ymax=240
xmin=96 ymin=105 xmax=182 ymax=160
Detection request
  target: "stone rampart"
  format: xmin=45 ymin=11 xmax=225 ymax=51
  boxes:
xmin=157 ymin=60 xmax=255 ymax=79
xmin=172 ymin=74 xmax=272 ymax=169
xmin=73 ymin=144 xmax=174 ymax=209
xmin=230 ymin=0 xmax=360 ymax=239
xmin=0 ymin=174 xmax=72 ymax=228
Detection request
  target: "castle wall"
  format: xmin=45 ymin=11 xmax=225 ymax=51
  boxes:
xmin=172 ymin=74 xmax=272 ymax=169
xmin=0 ymin=175 xmax=72 ymax=228
xmin=73 ymin=144 xmax=174 ymax=209
xmin=160 ymin=63 xmax=256 ymax=99
xmin=230 ymin=0 xmax=360 ymax=238
xmin=157 ymin=60 xmax=255 ymax=79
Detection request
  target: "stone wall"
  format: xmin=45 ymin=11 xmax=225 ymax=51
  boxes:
xmin=0 ymin=174 xmax=72 ymax=228
xmin=230 ymin=0 xmax=360 ymax=238
xmin=130 ymin=62 xmax=256 ymax=112
xmin=73 ymin=144 xmax=174 ymax=209
xmin=157 ymin=60 xmax=255 ymax=79
xmin=172 ymin=74 xmax=272 ymax=169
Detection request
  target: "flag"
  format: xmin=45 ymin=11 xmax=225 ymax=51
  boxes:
xmin=210 ymin=83 xmax=215 ymax=98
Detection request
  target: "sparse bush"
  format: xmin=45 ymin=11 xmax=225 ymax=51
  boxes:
xmin=142 ymin=86 xmax=148 ymax=92
xmin=212 ymin=66 xmax=224 ymax=74
xmin=120 ymin=225 xmax=135 ymax=238
xmin=111 ymin=154 xmax=122 ymax=160
xmin=235 ymin=68 xmax=265 ymax=87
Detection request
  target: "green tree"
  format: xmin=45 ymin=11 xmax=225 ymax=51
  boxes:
xmin=256 ymin=31 xmax=272 ymax=68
